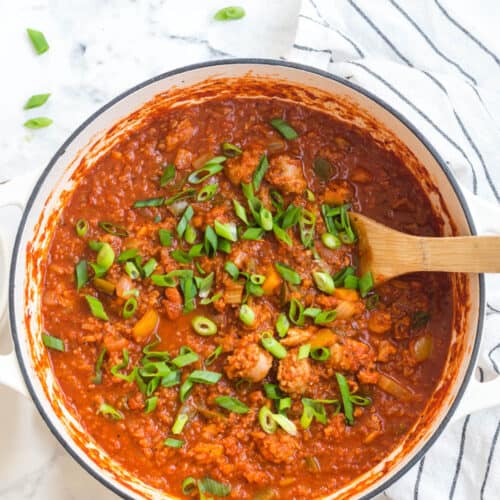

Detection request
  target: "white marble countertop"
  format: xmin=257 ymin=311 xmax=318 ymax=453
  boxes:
xmin=0 ymin=1 xmax=302 ymax=499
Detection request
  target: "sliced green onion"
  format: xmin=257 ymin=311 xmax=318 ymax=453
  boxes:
xmin=281 ymin=204 xmax=301 ymax=229
xmin=165 ymin=188 xmax=197 ymax=206
xmin=270 ymin=190 xmax=284 ymax=210
xmin=314 ymin=310 xmax=337 ymax=325
xmin=359 ymin=271 xmax=374 ymax=297
xmin=142 ymin=258 xmax=157 ymax=278
xmin=298 ymin=344 xmax=311 ymax=360
xmin=198 ymin=477 xmax=231 ymax=497
xmin=321 ymin=232 xmax=341 ymax=249
xmin=122 ymin=297 xmax=138 ymax=319
xmin=310 ymin=346 xmax=330 ymax=361
xmin=96 ymin=243 xmax=114 ymax=271
xmin=350 ymin=395 xmax=372 ymax=407
xmin=336 ymin=372 xmax=354 ymax=425
xmin=272 ymin=223 xmax=292 ymax=246
xmin=205 ymin=345 xmax=222 ymax=366
xmin=179 ymin=379 xmax=194 ymax=402
xmin=150 ymin=274 xmax=176 ymax=287
xmin=253 ymin=155 xmax=269 ymax=191
xmin=304 ymin=307 xmax=321 ymax=319
xmin=144 ymin=396 xmax=158 ymax=414
xmin=192 ymin=316 xmax=218 ymax=336
xmin=250 ymin=274 xmax=265 ymax=285
xmin=42 ymin=332 xmax=65 ymax=352
xmin=215 ymin=396 xmax=249 ymax=414
xmin=97 ymin=403 xmax=123 ymax=420
xmin=182 ymin=477 xmax=197 ymax=495
xmin=98 ymin=221 xmax=128 ymax=237
xmin=133 ymin=197 xmax=164 ymax=208
xmin=92 ymin=347 xmax=107 ymax=384
xmin=164 ymin=437 xmax=184 ymax=448
xmin=299 ymin=209 xmax=316 ymax=249
xmin=218 ymin=239 xmax=232 ymax=254
xmin=188 ymin=162 xmax=225 ymax=184
xmin=344 ymin=275 xmax=359 ymax=289
xmin=270 ymin=118 xmax=298 ymax=140
xmin=172 ymin=413 xmax=189 ymax=434
xmin=204 ymin=225 xmax=218 ymax=257
xmin=333 ymin=266 xmax=356 ymax=287
xmin=214 ymin=6 xmax=245 ymax=21
xmin=24 ymin=117 xmax=52 ymax=129
xmin=233 ymin=199 xmax=250 ymax=225
xmin=242 ymin=227 xmax=264 ymax=240
xmin=272 ymin=413 xmax=298 ymax=436
xmin=160 ymin=164 xmax=175 ymax=187
xmin=183 ymin=224 xmax=196 ymax=244
xmin=188 ymin=370 xmax=222 ymax=384
xmin=276 ymin=313 xmax=289 ymax=338
xmin=261 ymin=331 xmax=287 ymax=359
xmin=263 ymin=383 xmax=282 ymax=400
xmin=275 ymin=262 xmax=301 ymax=285
xmin=117 ymin=248 xmax=138 ymax=262
xmin=75 ymin=260 xmax=88 ymax=291
xmin=222 ymin=142 xmax=242 ymax=156
xmin=259 ymin=207 xmax=273 ymax=231
xmin=170 ymin=250 xmax=192 ymax=264
xmin=312 ymin=271 xmax=334 ymax=295
xmin=288 ymin=298 xmax=305 ymax=326
xmin=197 ymin=183 xmax=218 ymax=201
xmin=278 ymin=397 xmax=292 ymax=413
xmin=84 ymin=295 xmax=109 ymax=321
xmin=124 ymin=261 xmax=140 ymax=279
xmin=27 ymin=28 xmax=49 ymax=54
xmin=214 ymin=220 xmax=237 ymax=242
xmin=195 ymin=272 xmax=214 ymax=298
xmin=162 ymin=370 xmax=181 ymax=387
xmin=306 ymin=189 xmax=316 ymax=202
xmin=259 ymin=406 xmax=277 ymax=434
xmin=224 ymin=261 xmax=239 ymax=280
xmin=75 ymin=219 xmax=88 ymax=237
xmin=239 ymin=304 xmax=255 ymax=326
xmin=177 ymin=206 xmax=194 ymax=238
xmin=171 ymin=350 xmax=199 ymax=368
xmin=180 ymin=274 xmax=197 ymax=313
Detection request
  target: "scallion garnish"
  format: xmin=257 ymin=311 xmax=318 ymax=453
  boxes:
xmin=160 ymin=164 xmax=175 ymax=187
xmin=214 ymin=220 xmax=237 ymax=242
xmin=194 ymin=272 xmax=214 ymax=299
xmin=298 ymin=344 xmax=311 ymax=360
xmin=122 ymin=297 xmax=138 ymax=319
xmin=42 ymin=332 xmax=65 ymax=352
xmin=260 ymin=331 xmax=287 ymax=359
xmin=27 ymin=28 xmax=49 ymax=54
xmin=24 ymin=93 xmax=51 ymax=109
xmin=239 ymin=304 xmax=255 ymax=326
xmin=97 ymin=403 xmax=123 ymax=420
xmin=275 ymin=262 xmax=301 ymax=285
xmin=272 ymin=223 xmax=292 ymax=246
xmin=288 ymin=298 xmax=305 ymax=326
xmin=24 ymin=117 xmax=52 ymax=129
xmin=191 ymin=316 xmax=218 ymax=336
xmin=98 ymin=221 xmax=129 ymax=237
xmin=222 ymin=142 xmax=242 ymax=156
xmin=84 ymin=294 xmax=109 ymax=321
xmin=359 ymin=271 xmax=374 ymax=297
xmin=171 ymin=349 xmax=199 ymax=368
xmin=176 ymin=205 xmax=194 ymax=238
xmin=272 ymin=413 xmax=298 ymax=436
xmin=269 ymin=118 xmax=298 ymax=140
xmin=299 ymin=209 xmax=316 ymax=248
xmin=252 ymin=154 xmax=269 ymax=191
xmin=92 ymin=347 xmax=107 ymax=384
xmin=165 ymin=188 xmax=197 ymax=206
xmin=233 ymin=199 xmax=250 ymax=225
xmin=133 ymin=197 xmax=165 ymax=208
xmin=144 ymin=396 xmax=158 ymax=414
xmin=344 ymin=275 xmax=359 ymax=289
xmin=259 ymin=406 xmax=277 ymax=434
xmin=275 ymin=313 xmax=289 ymax=338
xmin=215 ymin=396 xmax=249 ymax=414
xmin=197 ymin=183 xmax=218 ymax=202
xmin=188 ymin=370 xmax=222 ymax=384
xmin=75 ymin=219 xmax=89 ymax=237
xmin=96 ymin=242 xmax=114 ymax=273
xmin=242 ymin=227 xmax=264 ymax=240
xmin=321 ymin=232 xmax=341 ymax=249
xmin=198 ymin=477 xmax=231 ymax=497
xmin=172 ymin=413 xmax=189 ymax=434
xmin=164 ymin=437 xmax=184 ymax=448
xmin=188 ymin=158 xmax=225 ymax=184
xmin=117 ymin=248 xmax=138 ymax=262
xmin=336 ymin=372 xmax=354 ymax=425
xmin=259 ymin=207 xmax=273 ymax=231
xmin=312 ymin=271 xmax=334 ymax=295
xmin=124 ymin=261 xmax=141 ymax=279
xmin=75 ymin=259 xmax=88 ymax=291
xmin=314 ymin=310 xmax=337 ymax=325
xmin=310 ymin=346 xmax=331 ymax=361
xmin=142 ymin=258 xmax=157 ymax=278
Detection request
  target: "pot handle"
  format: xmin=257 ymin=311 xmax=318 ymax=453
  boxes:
xmin=451 ymin=186 xmax=500 ymax=422
xmin=0 ymin=171 xmax=41 ymax=398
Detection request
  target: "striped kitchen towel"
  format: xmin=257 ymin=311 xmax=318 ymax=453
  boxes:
xmin=285 ymin=1 xmax=500 ymax=499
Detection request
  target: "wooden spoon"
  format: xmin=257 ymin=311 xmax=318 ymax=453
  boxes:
xmin=349 ymin=212 xmax=500 ymax=285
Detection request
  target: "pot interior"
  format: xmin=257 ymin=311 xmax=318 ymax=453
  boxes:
xmin=10 ymin=61 xmax=480 ymax=499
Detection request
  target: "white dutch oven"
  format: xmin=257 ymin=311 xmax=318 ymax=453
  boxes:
xmin=1 ymin=60 xmax=500 ymax=499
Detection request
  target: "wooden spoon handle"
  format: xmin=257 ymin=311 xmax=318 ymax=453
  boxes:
xmin=400 ymin=236 xmax=500 ymax=274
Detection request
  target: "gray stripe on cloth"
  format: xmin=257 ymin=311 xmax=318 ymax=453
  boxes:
xmin=413 ymin=457 xmax=426 ymax=500
xmin=480 ymin=420 xmax=500 ymax=499
xmin=449 ymin=415 xmax=471 ymax=499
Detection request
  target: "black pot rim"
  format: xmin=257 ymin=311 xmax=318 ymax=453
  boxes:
xmin=8 ymin=58 xmax=484 ymax=500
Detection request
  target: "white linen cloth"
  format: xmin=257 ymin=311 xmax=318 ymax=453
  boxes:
xmin=1 ymin=1 xmax=499 ymax=499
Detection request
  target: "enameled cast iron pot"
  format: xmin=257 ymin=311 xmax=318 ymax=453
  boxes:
xmin=1 ymin=60 xmax=500 ymax=499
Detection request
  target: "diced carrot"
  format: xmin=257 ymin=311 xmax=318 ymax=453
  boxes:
xmin=262 ymin=266 xmax=281 ymax=295
xmin=310 ymin=329 xmax=336 ymax=348
xmin=334 ymin=288 xmax=359 ymax=301
xmin=132 ymin=309 xmax=159 ymax=342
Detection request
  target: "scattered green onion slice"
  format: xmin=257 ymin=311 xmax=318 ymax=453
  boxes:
xmin=272 ymin=413 xmax=298 ymax=436
xmin=160 ymin=164 xmax=175 ymax=186
xmin=75 ymin=219 xmax=88 ymax=237
xmin=92 ymin=347 xmax=107 ymax=384
xmin=259 ymin=406 xmax=277 ymax=434
xmin=261 ymin=331 xmax=287 ymax=359
xmin=314 ymin=310 xmax=337 ymax=325
xmin=84 ymin=294 xmax=109 ymax=321
xmin=170 ymin=249 xmax=192 ymax=264
xmin=214 ymin=220 xmax=237 ymax=242
xmin=179 ymin=379 xmax=194 ymax=402
xmin=96 ymin=243 xmax=114 ymax=272
xmin=310 ymin=346 xmax=330 ymax=361
xmin=359 ymin=271 xmax=374 ymax=297
xmin=275 ymin=262 xmax=301 ymax=285
xmin=188 ymin=370 xmax=222 ymax=384
xmin=344 ymin=274 xmax=359 ymax=289
xmin=222 ymin=142 xmax=242 ymax=156
xmin=205 ymin=345 xmax=222 ymax=366
xmin=195 ymin=272 xmax=214 ymax=299
xmin=97 ymin=403 xmax=123 ymax=420
xmin=239 ymin=304 xmax=255 ymax=326
xmin=276 ymin=313 xmax=289 ymax=338
xmin=164 ymin=437 xmax=184 ymax=448
xmin=233 ymin=199 xmax=250 ymax=225
xmin=263 ymin=383 xmax=282 ymax=400
xmin=224 ymin=261 xmax=239 ymax=280
xmin=142 ymin=258 xmax=157 ymax=278
xmin=215 ymin=396 xmax=249 ymax=414
xmin=24 ymin=117 xmax=52 ymax=129
xmin=192 ymin=316 xmax=218 ymax=336
xmin=214 ymin=6 xmax=246 ymax=21
xmin=133 ymin=197 xmax=164 ymax=208
xmin=289 ymin=298 xmax=305 ymax=326
xmin=272 ymin=223 xmax=292 ymax=246
xmin=312 ymin=271 xmax=334 ymax=295
xmin=171 ymin=350 xmax=199 ymax=368
xmin=278 ymin=397 xmax=292 ymax=413
xmin=336 ymin=372 xmax=354 ymax=425
xmin=204 ymin=225 xmax=218 ymax=257
xmin=259 ymin=207 xmax=273 ymax=231
xmin=188 ymin=162 xmax=224 ymax=184
xmin=27 ymin=28 xmax=49 ymax=54
xmin=298 ymin=344 xmax=311 ymax=360
xmin=321 ymin=232 xmax=341 ymax=249
xmin=144 ymin=396 xmax=158 ymax=414
xmin=269 ymin=118 xmax=298 ymax=140
xmin=98 ymin=221 xmax=129 ymax=237
xmin=75 ymin=260 xmax=88 ymax=291
xmin=122 ymin=297 xmax=138 ymax=319
xmin=24 ymin=93 xmax=51 ymax=110
xmin=181 ymin=477 xmax=197 ymax=495
xmin=306 ymin=189 xmax=316 ymax=202
xmin=172 ymin=413 xmax=189 ymax=434
xmin=42 ymin=332 xmax=65 ymax=352
xmin=197 ymin=183 xmax=218 ymax=202
xmin=165 ymin=188 xmax=197 ymax=206
xmin=176 ymin=205 xmax=194 ymax=238
xmin=117 ymin=248 xmax=138 ymax=262
xmin=242 ymin=227 xmax=264 ymax=240
xmin=198 ymin=477 xmax=231 ymax=497
xmin=253 ymin=155 xmax=269 ymax=191
xmin=124 ymin=261 xmax=141 ymax=280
